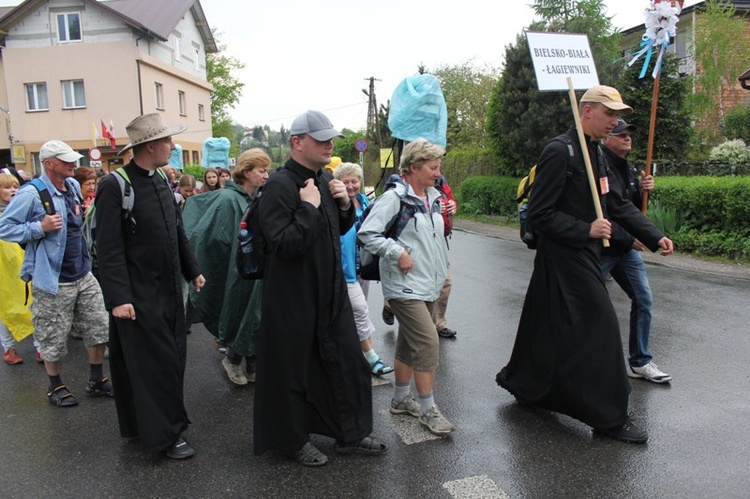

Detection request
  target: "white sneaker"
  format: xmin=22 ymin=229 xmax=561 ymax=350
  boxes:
xmin=627 ymin=362 xmax=671 ymax=384
xmin=419 ymin=405 xmax=455 ymax=436
xmin=221 ymin=357 xmax=248 ymax=386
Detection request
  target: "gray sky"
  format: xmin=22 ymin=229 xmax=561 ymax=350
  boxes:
xmin=0 ymin=0 xmax=701 ymax=132
xmin=200 ymin=0 xmax=700 ymax=131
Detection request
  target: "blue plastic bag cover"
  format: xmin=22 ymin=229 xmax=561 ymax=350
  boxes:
xmin=169 ymin=144 xmax=183 ymax=169
xmin=201 ymin=137 xmax=231 ymax=168
xmin=388 ymin=74 xmax=447 ymax=147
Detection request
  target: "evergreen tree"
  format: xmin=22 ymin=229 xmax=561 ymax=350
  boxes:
xmin=487 ymin=0 xmax=622 ymax=175
xmin=618 ymin=52 xmax=692 ymax=163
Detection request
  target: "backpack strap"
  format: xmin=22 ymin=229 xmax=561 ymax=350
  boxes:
xmin=29 ymin=178 xmax=56 ymax=215
xmin=113 ymin=167 xmax=134 ymax=214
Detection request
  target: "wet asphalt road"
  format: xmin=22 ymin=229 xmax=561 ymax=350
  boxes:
xmin=1 ymin=222 xmax=749 ymax=498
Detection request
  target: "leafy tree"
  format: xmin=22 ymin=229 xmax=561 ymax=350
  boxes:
xmin=332 ymin=128 xmax=366 ymax=163
xmin=722 ymin=105 xmax=750 ymax=142
xmin=429 ymin=62 xmax=499 ymax=150
xmin=206 ymin=30 xmax=245 ymax=152
xmin=487 ymin=0 xmax=623 ymax=175
xmin=690 ymin=0 xmax=750 ymax=144
xmin=618 ymin=52 xmax=692 ymax=162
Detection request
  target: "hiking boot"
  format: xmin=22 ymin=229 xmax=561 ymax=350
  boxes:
xmin=86 ymin=377 xmax=114 ymax=397
xmin=419 ymin=405 xmax=455 ymax=436
xmin=222 ymin=357 xmax=248 ymax=386
xmin=627 ymin=362 xmax=671 ymax=384
xmin=437 ymin=327 xmax=457 ymax=339
xmin=390 ymin=394 xmax=420 ymax=418
xmin=3 ymin=348 xmax=23 ymax=365
xmin=382 ymin=306 xmax=395 ymax=326
xmin=594 ymin=416 xmax=648 ymax=444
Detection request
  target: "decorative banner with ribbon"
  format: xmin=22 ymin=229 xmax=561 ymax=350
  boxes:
xmin=628 ymin=0 xmax=685 ymax=79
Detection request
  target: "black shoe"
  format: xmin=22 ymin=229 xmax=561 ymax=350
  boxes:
xmin=594 ymin=417 xmax=648 ymax=444
xmin=437 ymin=327 xmax=457 ymax=338
xmin=287 ymin=441 xmax=328 ymax=467
xmin=382 ymin=307 xmax=395 ymax=326
xmin=166 ymin=436 xmax=195 ymax=459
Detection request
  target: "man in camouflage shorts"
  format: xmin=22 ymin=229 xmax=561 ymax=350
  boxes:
xmin=0 ymin=140 xmax=112 ymax=407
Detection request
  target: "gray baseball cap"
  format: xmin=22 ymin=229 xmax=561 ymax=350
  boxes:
xmin=290 ymin=110 xmax=344 ymax=141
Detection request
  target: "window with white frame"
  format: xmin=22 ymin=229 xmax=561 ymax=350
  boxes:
xmin=56 ymin=12 xmax=82 ymax=43
xmin=62 ymin=80 xmax=86 ymax=109
xmin=155 ymin=82 xmax=164 ymax=110
xmin=173 ymin=36 xmax=181 ymax=61
xmin=194 ymin=48 xmax=200 ymax=71
xmin=178 ymin=91 xmax=186 ymax=116
xmin=198 ymin=104 xmax=205 ymax=121
xmin=25 ymin=82 xmax=49 ymax=111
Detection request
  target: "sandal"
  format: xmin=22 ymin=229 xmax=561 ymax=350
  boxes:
xmin=336 ymin=435 xmax=388 ymax=455
xmin=47 ymin=385 xmax=78 ymax=408
xmin=287 ymin=441 xmax=328 ymax=467
xmin=370 ymin=359 xmax=394 ymax=376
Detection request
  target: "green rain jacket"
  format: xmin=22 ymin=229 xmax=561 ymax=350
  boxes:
xmin=182 ymin=181 xmax=262 ymax=355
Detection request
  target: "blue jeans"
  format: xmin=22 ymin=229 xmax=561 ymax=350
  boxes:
xmin=600 ymin=249 xmax=653 ymax=367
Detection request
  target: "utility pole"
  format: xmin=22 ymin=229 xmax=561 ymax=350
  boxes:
xmin=362 ymin=76 xmax=382 ymax=147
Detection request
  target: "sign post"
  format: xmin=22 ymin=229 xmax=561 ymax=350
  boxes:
xmin=526 ymin=31 xmax=608 ymax=247
xmin=355 ymin=138 xmax=368 ymax=172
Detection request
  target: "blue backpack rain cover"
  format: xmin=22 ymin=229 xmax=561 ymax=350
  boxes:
xmin=387 ymin=74 xmax=447 ymax=147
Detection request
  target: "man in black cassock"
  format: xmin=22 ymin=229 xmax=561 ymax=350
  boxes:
xmin=254 ymin=110 xmax=387 ymax=466
xmin=496 ymin=86 xmax=674 ymax=444
xmin=95 ymin=113 xmax=205 ymax=459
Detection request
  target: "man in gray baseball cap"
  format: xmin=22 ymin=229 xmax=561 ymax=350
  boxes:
xmin=289 ymin=110 xmax=345 ymax=142
xmin=253 ymin=110 xmax=386 ymax=466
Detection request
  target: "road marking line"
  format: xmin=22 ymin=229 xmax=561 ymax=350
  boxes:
xmin=443 ymin=475 xmax=509 ymax=498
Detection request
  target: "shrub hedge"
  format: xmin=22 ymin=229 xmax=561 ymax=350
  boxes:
xmin=460 ymin=174 xmax=750 ymax=260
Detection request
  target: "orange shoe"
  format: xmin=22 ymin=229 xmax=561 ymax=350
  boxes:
xmin=3 ymin=348 xmax=23 ymax=365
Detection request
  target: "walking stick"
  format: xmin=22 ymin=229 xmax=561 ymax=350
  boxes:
xmin=567 ymin=77 xmax=609 ymax=247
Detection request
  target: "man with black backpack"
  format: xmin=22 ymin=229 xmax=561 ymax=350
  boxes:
xmin=496 ymin=86 xmax=674 ymax=444
xmin=0 ymin=140 xmax=112 ymax=408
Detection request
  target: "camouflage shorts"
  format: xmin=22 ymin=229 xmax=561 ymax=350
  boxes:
xmin=31 ymin=272 xmax=109 ymax=362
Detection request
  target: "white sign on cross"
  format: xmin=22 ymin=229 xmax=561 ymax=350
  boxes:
xmin=526 ymin=31 xmax=599 ymax=91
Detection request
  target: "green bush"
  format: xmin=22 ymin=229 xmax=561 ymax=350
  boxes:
xmin=442 ymin=147 xmax=500 ymax=190
xmin=459 ymin=176 xmax=518 ymax=217
xmin=183 ymin=164 xmax=205 ymax=178
xmin=722 ymin=105 xmax=750 ymax=143
xmin=649 ymin=176 xmax=750 ymax=259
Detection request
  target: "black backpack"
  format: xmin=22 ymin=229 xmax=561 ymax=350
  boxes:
xmin=356 ymin=175 xmax=424 ymax=281
xmin=516 ymin=135 xmax=576 ymax=249
xmin=236 ymin=188 xmax=265 ymax=280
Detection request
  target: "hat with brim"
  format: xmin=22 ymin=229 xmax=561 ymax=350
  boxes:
xmin=580 ymin=85 xmax=633 ymax=114
xmin=290 ymin=110 xmax=344 ymax=142
xmin=118 ymin=113 xmax=187 ymax=156
xmin=611 ymin=118 xmax=636 ymax=135
xmin=39 ymin=140 xmax=84 ymax=163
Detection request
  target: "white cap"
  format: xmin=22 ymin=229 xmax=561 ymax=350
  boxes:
xmin=39 ymin=140 xmax=83 ymax=162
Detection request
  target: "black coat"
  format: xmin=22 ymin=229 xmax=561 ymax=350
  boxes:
xmin=95 ymin=160 xmax=200 ymax=452
xmin=253 ymin=159 xmax=373 ymax=455
xmin=601 ymin=146 xmax=642 ymax=256
xmin=497 ymin=128 xmax=664 ymax=429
